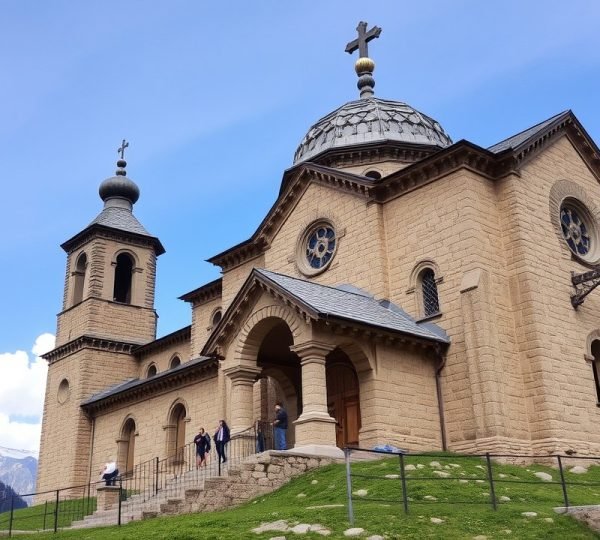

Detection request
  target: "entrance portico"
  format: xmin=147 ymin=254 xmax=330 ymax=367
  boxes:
xmin=202 ymin=268 xmax=449 ymax=457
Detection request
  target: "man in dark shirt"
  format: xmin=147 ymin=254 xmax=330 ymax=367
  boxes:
xmin=273 ymin=402 xmax=288 ymax=450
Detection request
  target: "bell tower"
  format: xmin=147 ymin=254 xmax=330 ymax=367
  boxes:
xmin=36 ymin=146 xmax=165 ymax=494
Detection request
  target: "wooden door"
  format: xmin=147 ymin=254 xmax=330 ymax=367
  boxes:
xmin=326 ymin=359 xmax=361 ymax=448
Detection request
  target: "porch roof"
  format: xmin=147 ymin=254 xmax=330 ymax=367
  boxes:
xmin=255 ymin=269 xmax=449 ymax=344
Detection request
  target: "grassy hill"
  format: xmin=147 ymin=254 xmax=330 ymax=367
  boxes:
xmin=2 ymin=452 xmax=600 ymax=539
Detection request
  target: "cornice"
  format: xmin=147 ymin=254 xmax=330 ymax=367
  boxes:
xmin=61 ymin=224 xmax=165 ymax=256
xmin=133 ymin=326 xmax=191 ymax=358
xmin=81 ymin=357 xmax=218 ymax=415
xmin=308 ymin=140 xmax=440 ymax=170
xmin=43 ymin=335 xmax=139 ymax=365
xmin=179 ymin=278 xmax=223 ymax=305
xmin=371 ymin=141 xmax=517 ymax=203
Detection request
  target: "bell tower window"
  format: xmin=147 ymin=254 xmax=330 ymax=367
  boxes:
xmin=113 ymin=253 xmax=134 ymax=304
xmin=72 ymin=253 xmax=87 ymax=305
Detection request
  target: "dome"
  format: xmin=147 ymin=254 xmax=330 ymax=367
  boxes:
xmin=294 ymin=97 xmax=452 ymax=164
xmin=99 ymin=175 xmax=140 ymax=204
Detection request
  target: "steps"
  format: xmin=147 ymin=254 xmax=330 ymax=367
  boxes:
xmin=69 ymin=451 xmax=335 ymax=529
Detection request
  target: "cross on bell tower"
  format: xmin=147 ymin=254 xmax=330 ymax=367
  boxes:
xmin=345 ymin=21 xmax=382 ymax=99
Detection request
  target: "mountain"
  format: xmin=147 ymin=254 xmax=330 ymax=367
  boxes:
xmin=0 ymin=447 xmax=38 ymax=506
xmin=0 ymin=480 xmax=27 ymax=513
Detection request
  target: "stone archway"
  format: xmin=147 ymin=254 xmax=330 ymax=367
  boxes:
xmin=117 ymin=416 xmax=137 ymax=475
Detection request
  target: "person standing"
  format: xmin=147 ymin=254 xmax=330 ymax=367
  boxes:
xmin=214 ymin=419 xmax=230 ymax=463
xmin=273 ymin=402 xmax=288 ymax=451
xmin=193 ymin=427 xmax=210 ymax=468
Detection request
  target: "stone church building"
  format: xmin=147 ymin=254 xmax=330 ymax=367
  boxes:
xmin=37 ymin=24 xmax=600 ymax=493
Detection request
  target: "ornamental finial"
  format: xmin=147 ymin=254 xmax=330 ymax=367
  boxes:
xmin=345 ymin=21 xmax=381 ymax=98
xmin=116 ymin=139 xmax=129 ymax=176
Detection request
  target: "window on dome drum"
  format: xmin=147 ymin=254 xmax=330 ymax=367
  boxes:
xmin=72 ymin=252 xmax=87 ymax=305
xmin=212 ymin=309 xmax=222 ymax=327
xmin=420 ymin=268 xmax=440 ymax=318
xmin=592 ymin=341 xmax=600 ymax=404
xmin=147 ymin=364 xmax=157 ymax=378
xmin=170 ymin=356 xmax=181 ymax=369
xmin=364 ymin=170 xmax=381 ymax=180
xmin=113 ymin=253 xmax=134 ymax=303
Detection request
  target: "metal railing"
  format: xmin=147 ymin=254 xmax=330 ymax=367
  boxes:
xmin=344 ymin=447 xmax=600 ymax=526
xmin=0 ymin=423 xmax=274 ymax=535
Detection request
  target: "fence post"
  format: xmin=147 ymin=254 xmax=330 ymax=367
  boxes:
xmin=557 ymin=455 xmax=569 ymax=510
xmin=344 ymin=448 xmax=355 ymax=526
xmin=485 ymin=453 xmax=497 ymax=511
xmin=399 ymin=453 xmax=409 ymax=514
xmin=43 ymin=500 xmax=48 ymax=530
xmin=53 ymin=489 xmax=60 ymax=533
xmin=8 ymin=494 xmax=14 ymax=538
xmin=118 ymin=484 xmax=123 ymax=527
xmin=154 ymin=457 xmax=159 ymax=495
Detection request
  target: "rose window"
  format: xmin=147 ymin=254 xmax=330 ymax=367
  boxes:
xmin=561 ymin=206 xmax=591 ymax=256
xmin=306 ymin=225 xmax=336 ymax=270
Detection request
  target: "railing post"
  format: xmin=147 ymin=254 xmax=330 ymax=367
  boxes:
xmin=53 ymin=489 xmax=60 ymax=533
xmin=344 ymin=448 xmax=355 ymax=526
xmin=43 ymin=500 xmax=48 ymax=530
xmin=485 ymin=453 xmax=497 ymax=511
xmin=399 ymin=452 xmax=409 ymax=514
xmin=154 ymin=457 xmax=159 ymax=495
xmin=118 ymin=484 xmax=123 ymax=527
xmin=8 ymin=494 xmax=14 ymax=538
xmin=557 ymin=455 xmax=570 ymax=510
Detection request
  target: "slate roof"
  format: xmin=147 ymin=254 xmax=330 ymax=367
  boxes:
xmin=81 ymin=355 xmax=214 ymax=407
xmin=488 ymin=110 xmax=569 ymax=154
xmin=88 ymin=206 xmax=151 ymax=236
xmin=256 ymin=269 xmax=449 ymax=344
xmin=294 ymin=97 xmax=452 ymax=164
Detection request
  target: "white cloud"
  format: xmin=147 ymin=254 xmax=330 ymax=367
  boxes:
xmin=0 ymin=333 xmax=54 ymax=454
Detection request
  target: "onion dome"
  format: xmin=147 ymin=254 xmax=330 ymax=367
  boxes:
xmin=294 ymin=97 xmax=453 ymax=164
xmin=99 ymin=157 xmax=140 ymax=206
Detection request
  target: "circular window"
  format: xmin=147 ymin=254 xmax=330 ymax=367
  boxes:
xmin=57 ymin=379 xmax=70 ymax=404
xmin=297 ymin=221 xmax=338 ymax=275
xmin=560 ymin=199 xmax=599 ymax=263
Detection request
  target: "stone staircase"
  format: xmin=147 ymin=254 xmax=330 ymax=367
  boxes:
xmin=69 ymin=451 xmax=335 ymax=529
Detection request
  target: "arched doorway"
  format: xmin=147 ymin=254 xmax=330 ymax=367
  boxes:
xmin=326 ymin=349 xmax=361 ymax=448
xmin=117 ymin=417 xmax=136 ymax=476
xmin=254 ymin=319 xmax=301 ymax=449
xmin=167 ymin=402 xmax=187 ymax=463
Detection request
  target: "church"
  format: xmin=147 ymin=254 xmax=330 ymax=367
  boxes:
xmin=36 ymin=22 xmax=600 ymax=494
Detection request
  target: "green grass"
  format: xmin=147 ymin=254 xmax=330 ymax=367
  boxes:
xmin=2 ymin=453 xmax=600 ymax=539
xmin=0 ymin=496 xmax=96 ymax=532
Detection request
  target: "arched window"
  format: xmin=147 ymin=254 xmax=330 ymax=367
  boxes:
xmin=591 ymin=341 xmax=600 ymax=403
xmin=72 ymin=253 xmax=87 ymax=305
xmin=146 ymin=364 xmax=157 ymax=378
xmin=212 ymin=309 xmax=222 ymax=327
xmin=166 ymin=403 xmax=187 ymax=464
xmin=170 ymin=356 xmax=181 ymax=369
xmin=113 ymin=253 xmax=134 ymax=304
xmin=420 ymin=268 xmax=440 ymax=318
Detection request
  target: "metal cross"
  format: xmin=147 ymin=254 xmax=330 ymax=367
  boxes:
xmin=345 ymin=21 xmax=382 ymax=58
xmin=117 ymin=139 xmax=129 ymax=160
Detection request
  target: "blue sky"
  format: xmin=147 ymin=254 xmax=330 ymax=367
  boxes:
xmin=0 ymin=1 xmax=599 ymax=450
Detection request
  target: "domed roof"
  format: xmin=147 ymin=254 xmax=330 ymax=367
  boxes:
xmin=99 ymin=159 xmax=140 ymax=204
xmin=293 ymin=97 xmax=452 ymax=164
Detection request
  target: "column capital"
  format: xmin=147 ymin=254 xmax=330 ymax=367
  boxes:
xmin=290 ymin=340 xmax=335 ymax=361
xmin=222 ymin=365 xmax=262 ymax=383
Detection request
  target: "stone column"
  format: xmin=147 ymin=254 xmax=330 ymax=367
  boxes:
xmin=96 ymin=486 xmax=120 ymax=510
xmin=290 ymin=341 xmax=341 ymax=456
xmin=223 ymin=366 xmax=262 ymax=435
